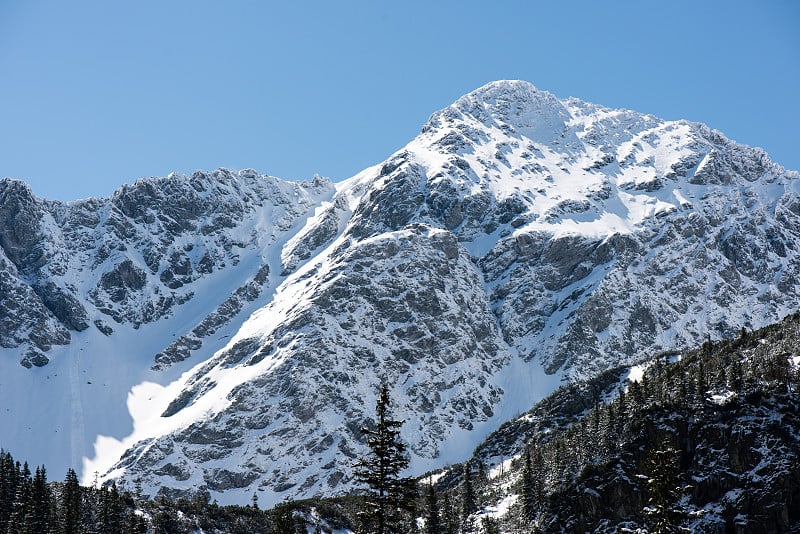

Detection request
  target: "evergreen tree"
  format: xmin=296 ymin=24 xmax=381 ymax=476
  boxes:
xmin=124 ymin=512 xmax=148 ymax=534
xmin=28 ymin=466 xmax=52 ymax=534
xmin=616 ymin=388 xmax=628 ymax=428
xmin=641 ymin=444 xmax=692 ymax=533
xmin=628 ymin=379 xmax=644 ymax=407
xmin=398 ymin=478 xmax=419 ymax=534
xmin=727 ymin=358 xmax=744 ymax=392
xmin=6 ymin=473 xmax=32 ymax=534
xmin=151 ymin=508 xmax=179 ymax=534
xmin=353 ymin=383 xmax=410 ymax=534
xmin=59 ymin=468 xmax=82 ymax=534
xmin=271 ymin=502 xmax=296 ymax=534
xmin=600 ymin=403 xmax=617 ymax=456
xmin=20 ymin=462 xmax=31 ymax=482
xmin=423 ymin=482 xmax=440 ymax=534
xmin=480 ymin=516 xmax=500 ymax=534
xmin=0 ymin=452 xmax=19 ymax=532
xmin=520 ymin=447 xmax=537 ymax=520
xmin=97 ymin=483 xmax=123 ymax=534
xmin=441 ymin=492 xmax=458 ymax=534
xmin=693 ymin=362 xmax=707 ymax=402
xmin=677 ymin=368 xmax=689 ymax=402
xmin=460 ymin=462 xmax=475 ymax=530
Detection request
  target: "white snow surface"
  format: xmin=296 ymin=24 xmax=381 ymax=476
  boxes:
xmin=711 ymin=390 xmax=736 ymax=405
xmin=479 ymin=494 xmax=518 ymax=521
xmin=626 ymin=363 xmax=650 ymax=384
xmin=2 ymin=80 xmax=800 ymax=508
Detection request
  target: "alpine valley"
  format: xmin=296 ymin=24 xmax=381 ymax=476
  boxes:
xmin=2 ymin=80 xmax=800 ymax=511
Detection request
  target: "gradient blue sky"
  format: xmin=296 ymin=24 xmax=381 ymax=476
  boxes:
xmin=1 ymin=1 xmax=798 ymax=201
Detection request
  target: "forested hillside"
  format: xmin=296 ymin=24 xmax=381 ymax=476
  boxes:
xmin=444 ymin=311 xmax=800 ymax=533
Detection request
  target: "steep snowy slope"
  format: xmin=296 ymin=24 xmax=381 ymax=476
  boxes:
xmin=91 ymin=81 xmax=800 ymax=505
xmin=2 ymin=80 xmax=800 ymax=508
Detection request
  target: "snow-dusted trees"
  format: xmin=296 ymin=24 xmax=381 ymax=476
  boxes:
xmin=440 ymin=492 xmax=459 ymax=534
xmin=0 ymin=452 xmax=20 ymax=532
xmin=520 ymin=446 xmax=544 ymax=521
xmin=460 ymin=462 xmax=475 ymax=530
xmin=641 ymin=444 xmax=692 ymax=533
xmin=0 ymin=454 xmax=54 ymax=534
xmin=423 ymin=482 xmax=440 ymax=534
xmin=28 ymin=466 xmax=52 ymax=533
xmin=353 ymin=383 xmax=413 ymax=534
xmin=59 ymin=468 xmax=81 ymax=534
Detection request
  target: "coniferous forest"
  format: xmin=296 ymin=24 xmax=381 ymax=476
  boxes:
xmin=4 ymin=312 xmax=800 ymax=533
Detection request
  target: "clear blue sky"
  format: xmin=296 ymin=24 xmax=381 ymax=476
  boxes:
xmin=1 ymin=0 xmax=798 ymax=201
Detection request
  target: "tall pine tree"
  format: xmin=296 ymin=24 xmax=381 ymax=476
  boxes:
xmin=59 ymin=468 xmax=82 ymax=534
xmin=641 ymin=444 xmax=692 ymax=533
xmin=29 ymin=466 xmax=52 ymax=534
xmin=520 ymin=447 xmax=537 ymax=520
xmin=423 ymin=482 xmax=440 ymax=534
xmin=0 ymin=452 xmax=20 ymax=533
xmin=461 ymin=462 xmax=475 ymax=530
xmin=353 ymin=383 xmax=410 ymax=534
xmin=441 ymin=492 xmax=458 ymax=534
xmin=6 ymin=471 xmax=32 ymax=534
xmin=96 ymin=482 xmax=123 ymax=534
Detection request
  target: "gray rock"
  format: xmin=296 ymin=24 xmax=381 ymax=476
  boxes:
xmin=19 ymin=348 xmax=49 ymax=368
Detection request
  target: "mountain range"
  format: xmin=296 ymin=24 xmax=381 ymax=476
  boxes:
xmin=2 ymin=80 xmax=799 ymax=507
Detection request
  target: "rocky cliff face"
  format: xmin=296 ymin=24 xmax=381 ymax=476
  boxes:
xmin=2 ymin=80 xmax=800 ymax=507
xmin=0 ymin=169 xmax=333 ymax=366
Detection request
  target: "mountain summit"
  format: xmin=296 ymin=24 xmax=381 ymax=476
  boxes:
xmin=1 ymin=81 xmax=799 ymax=506
xmin=427 ymin=80 xmax=573 ymax=146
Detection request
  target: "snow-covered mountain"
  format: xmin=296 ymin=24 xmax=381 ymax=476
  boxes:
xmin=0 ymin=170 xmax=335 ymax=482
xmin=2 ymin=80 xmax=799 ymax=507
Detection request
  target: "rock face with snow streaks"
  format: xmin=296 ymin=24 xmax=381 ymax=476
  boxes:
xmin=2 ymin=80 xmax=800 ymax=507
xmin=0 ymin=169 xmax=333 ymax=365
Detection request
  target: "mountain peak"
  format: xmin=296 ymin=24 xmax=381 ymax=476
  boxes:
xmin=0 ymin=177 xmax=38 ymax=200
xmin=463 ymin=79 xmax=542 ymax=98
xmin=424 ymin=80 xmax=572 ymax=145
